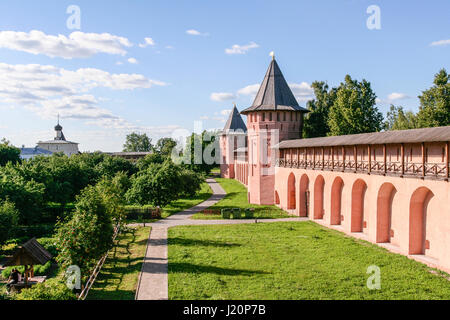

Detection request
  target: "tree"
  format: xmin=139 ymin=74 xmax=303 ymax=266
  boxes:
xmin=416 ymin=68 xmax=450 ymax=128
xmin=136 ymin=153 xmax=165 ymax=171
xmin=123 ymin=133 xmax=153 ymax=152
xmin=126 ymin=160 xmax=181 ymax=207
xmin=385 ymin=105 xmax=418 ymax=130
xmin=328 ymin=75 xmax=383 ymax=136
xmin=0 ymin=164 xmax=45 ymax=224
xmin=55 ymin=185 xmax=115 ymax=275
xmin=182 ymin=131 xmax=218 ymax=174
xmin=303 ymin=82 xmax=337 ymax=138
xmin=0 ymin=139 xmax=20 ymax=167
xmin=0 ymin=200 xmax=19 ymax=246
xmin=155 ymin=137 xmax=177 ymax=157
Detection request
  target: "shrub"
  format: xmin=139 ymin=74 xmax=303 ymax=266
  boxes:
xmin=0 ymin=200 xmax=19 ymax=246
xmin=14 ymin=278 xmax=76 ymax=300
xmin=55 ymin=185 xmax=115 ymax=275
xmin=1 ymin=261 xmax=52 ymax=279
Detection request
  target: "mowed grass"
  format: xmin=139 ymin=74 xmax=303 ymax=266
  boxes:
xmin=191 ymin=178 xmax=291 ymax=219
xmin=168 ymin=221 xmax=450 ymax=300
xmin=88 ymin=226 xmax=150 ymax=300
xmin=162 ymin=182 xmax=213 ymax=218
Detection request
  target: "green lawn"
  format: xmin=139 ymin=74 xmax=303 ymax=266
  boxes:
xmin=191 ymin=178 xmax=291 ymax=219
xmin=87 ymin=226 xmax=150 ymax=300
xmin=126 ymin=182 xmax=213 ymax=223
xmin=162 ymin=182 xmax=213 ymax=218
xmin=168 ymin=221 xmax=450 ymax=300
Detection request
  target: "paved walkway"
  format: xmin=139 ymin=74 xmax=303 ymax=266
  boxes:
xmin=134 ymin=178 xmax=308 ymax=300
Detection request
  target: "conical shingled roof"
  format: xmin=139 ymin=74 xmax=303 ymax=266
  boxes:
xmin=241 ymin=58 xmax=309 ymax=114
xmin=223 ymin=105 xmax=247 ymax=132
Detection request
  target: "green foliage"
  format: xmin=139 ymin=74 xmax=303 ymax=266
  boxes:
xmin=136 ymin=153 xmax=165 ymax=171
xmin=2 ymin=261 xmax=52 ymax=279
xmin=0 ymin=200 xmax=19 ymax=246
xmin=385 ymin=105 xmax=418 ymax=130
xmin=416 ymin=68 xmax=450 ymax=128
xmin=303 ymin=82 xmax=337 ymax=138
xmin=328 ymin=75 xmax=383 ymax=136
xmin=123 ymin=132 xmax=153 ymax=152
xmin=155 ymin=137 xmax=177 ymax=157
xmin=126 ymin=160 xmax=203 ymax=208
xmin=14 ymin=278 xmax=76 ymax=300
xmin=0 ymin=139 xmax=20 ymax=167
xmin=181 ymin=131 xmax=219 ymax=175
xmin=178 ymin=168 xmax=204 ymax=198
xmin=0 ymin=164 xmax=45 ymax=224
xmin=55 ymin=185 xmax=115 ymax=275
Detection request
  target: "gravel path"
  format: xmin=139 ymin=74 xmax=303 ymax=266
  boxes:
xmin=134 ymin=178 xmax=307 ymax=300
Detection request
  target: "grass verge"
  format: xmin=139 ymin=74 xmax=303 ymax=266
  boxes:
xmin=168 ymin=221 xmax=450 ymax=299
xmin=87 ymin=226 xmax=150 ymax=300
xmin=161 ymin=182 xmax=213 ymax=218
xmin=191 ymin=178 xmax=291 ymax=219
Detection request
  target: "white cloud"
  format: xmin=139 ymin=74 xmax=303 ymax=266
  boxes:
xmin=0 ymin=63 xmax=167 ymax=129
xmin=225 ymin=42 xmax=259 ymax=55
xmin=430 ymin=39 xmax=450 ymax=46
xmin=127 ymin=57 xmax=138 ymax=64
xmin=0 ymin=30 xmax=133 ymax=59
xmin=376 ymin=92 xmax=411 ymax=104
xmin=237 ymin=84 xmax=260 ymax=97
xmin=289 ymin=82 xmax=314 ymax=102
xmin=387 ymin=92 xmax=410 ymax=102
xmin=210 ymin=92 xmax=236 ymax=102
xmin=116 ymin=61 xmax=123 ymax=65
xmin=220 ymin=109 xmax=232 ymax=116
xmin=139 ymin=37 xmax=155 ymax=48
xmin=186 ymin=29 xmax=209 ymax=36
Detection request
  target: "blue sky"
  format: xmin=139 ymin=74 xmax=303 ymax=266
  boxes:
xmin=0 ymin=0 xmax=448 ymax=151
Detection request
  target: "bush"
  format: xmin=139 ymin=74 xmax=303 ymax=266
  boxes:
xmin=0 ymin=200 xmax=19 ymax=246
xmin=37 ymin=237 xmax=58 ymax=257
xmin=15 ymin=224 xmax=55 ymax=239
xmin=1 ymin=261 xmax=52 ymax=279
xmin=55 ymin=185 xmax=115 ymax=275
xmin=124 ymin=205 xmax=161 ymax=220
xmin=14 ymin=278 xmax=76 ymax=300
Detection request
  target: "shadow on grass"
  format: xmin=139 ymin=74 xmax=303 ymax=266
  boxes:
xmin=169 ymin=237 xmax=241 ymax=248
xmin=88 ymin=289 xmax=135 ymax=300
xmin=169 ymin=262 xmax=269 ymax=276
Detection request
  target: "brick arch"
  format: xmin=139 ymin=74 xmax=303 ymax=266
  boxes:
xmin=275 ymin=190 xmax=280 ymax=205
xmin=409 ymin=187 xmax=434 ymax=255
xmin=376 ymin=183 xmax=397 ymax=243
xmin=287 ymin=173 xmax=296 ymax=210
xmin=351 ymin=179 xmax=367 ymax=232
xmin=330 ymin=177 xmax=344 ymax=225
xmin=313 ymin=175 xmax=325 ymax=219
xmin=299 ymin=174 xmax=309 ymax=217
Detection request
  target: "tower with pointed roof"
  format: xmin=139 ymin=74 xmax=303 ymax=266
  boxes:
xmin=241 ymin=57 xmax=309 ymax=205
xmin=220 ymin=104 xmax=247 ymax=179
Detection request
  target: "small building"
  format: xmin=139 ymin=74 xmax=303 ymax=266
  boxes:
xmin=19 ymin=146 xmax=53 ymax=160
xmin=37 ymin=119 xmax=79 ymax=157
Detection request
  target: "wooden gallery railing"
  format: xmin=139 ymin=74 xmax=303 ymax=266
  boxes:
xmin=277 ymin=144 xmax=450 ymax=181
